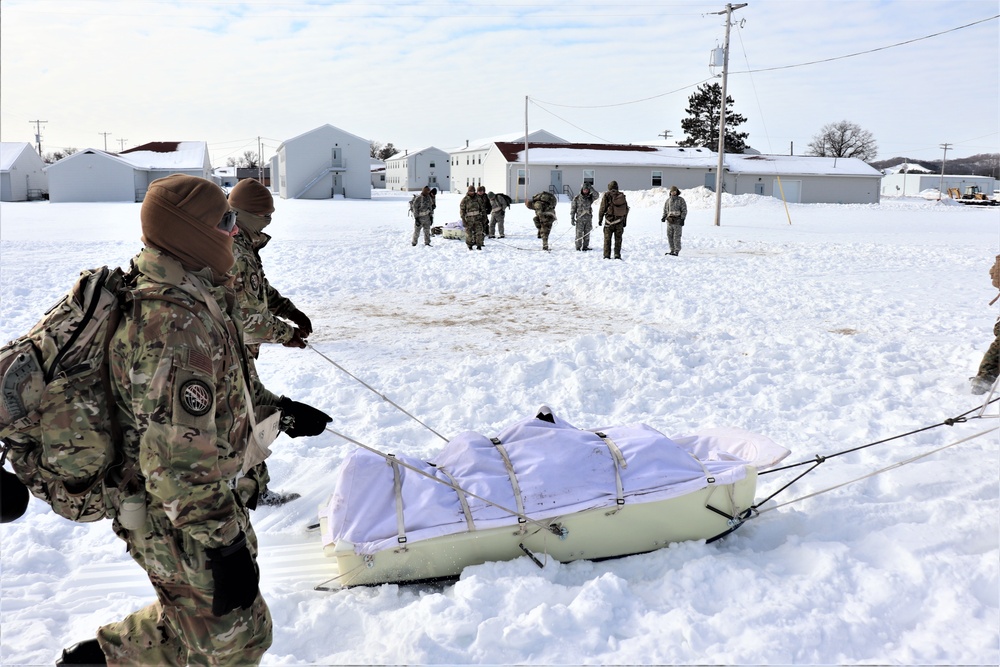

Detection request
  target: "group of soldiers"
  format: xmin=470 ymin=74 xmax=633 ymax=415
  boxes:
xmin=15 ymin=176 xmax=331 ymax=665
xmin=447 ymin=181 xmax=688 ymax=259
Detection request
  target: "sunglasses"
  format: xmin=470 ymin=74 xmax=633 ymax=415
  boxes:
xmin=217 ymin=209 xmax=238 ymax=234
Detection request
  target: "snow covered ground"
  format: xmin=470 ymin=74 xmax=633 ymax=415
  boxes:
xmin=1 ymin=187 xmax=998 ymax=665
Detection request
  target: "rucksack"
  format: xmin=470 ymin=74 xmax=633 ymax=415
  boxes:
xmin=0 ymin=266 xmax=133 ymax=522
xmin=533 ymin=192 xmax=557 ymax=211
xmin=408 ymin=195 xmax=417 ymax=218
xmin=498 ymin=193 xmax=512 ymax=210
xmin=608 ymin=190 xmax=629 ymax=220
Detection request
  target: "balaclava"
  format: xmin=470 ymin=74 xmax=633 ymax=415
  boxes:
xmin=140 ymin=174 xmax=234 ymax=278
xmin=228 ymin=178 xmax=275 ymax=235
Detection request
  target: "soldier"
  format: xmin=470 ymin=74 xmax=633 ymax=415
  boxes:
xmin=527 ymin=191 xmax=558 ymax=251
xmin=58 ymin=175 xmax=331 ymax=666
xmin=228 ymin=178 xmax=313 ymax=508
xmin=460 ymin=185 xmax=487 ymax=250
xmin=476 ymin=186 xmax=490 ymax=245
xmin=487 ymin=192 xmax=509 ymax=239
xmin=570 ymin=184 xmax=598 ymax=251
xmin=410 ymin=186 xmax=435 ymax=247
xmin=661 ymin=186 xmax=688 ymax=256
xmin=598 ymin=180 xmax=629 ymax=260
xmin=970 ymin=254 xmax=1000 ymax=394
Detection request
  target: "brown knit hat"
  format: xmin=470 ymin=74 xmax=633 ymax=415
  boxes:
xmin=140 ymin=174 xmax=234 ymax=277
xmin=228 ymin=178 xmax=274 ymax=216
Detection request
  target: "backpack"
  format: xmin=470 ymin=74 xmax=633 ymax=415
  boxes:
xmin=0 ymin=266 xmax=133 ymax=522
xmin=498 ymin=193 xmax=512 ymax=210
xmin=533 ymin=192 xmax=557 ymax=211
xmin=408 ymin=195 xmax=417 ymax=218
xmin=607 ymin=191 xmax=629 ymax=220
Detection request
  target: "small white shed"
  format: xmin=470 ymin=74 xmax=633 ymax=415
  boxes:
xmin=385 ymin=147 xmax=450 ymax=192
xmin=1 ymin=142 xmax=48 ymax=201
xmin=275 ymin=124 xmax=371 ymax=200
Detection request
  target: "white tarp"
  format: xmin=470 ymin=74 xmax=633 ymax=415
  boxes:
xmin=322 ymin=409 xmax=789 ymax=554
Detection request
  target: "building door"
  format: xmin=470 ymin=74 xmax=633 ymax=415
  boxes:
xmin=705 ymin=173 xmax=716 ymax=191
xmin=754 ymin=181 xmax=765 ymax=195
xmin=774 ymin=178 xmax=800 ymax=203
xmin=550 ymin=170 xmax=563 ymax=195
xmin=332 ymin=173 xmax=342 ymax=198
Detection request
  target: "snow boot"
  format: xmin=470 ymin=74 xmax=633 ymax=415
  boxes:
xmin=57 ymin=639 xmax=106 ymax=665
xmin=970 ymin=375 xmax=996 ymax=395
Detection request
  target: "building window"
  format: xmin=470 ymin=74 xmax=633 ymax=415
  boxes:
xmin=652 ymin=171 xmax=662 ymax=187
xmin=583 ymin=170 xmax=595 ymax=188
xmin=518 ymin=169 xmax=525 ymax=186
xmin=429 ymin=162 xmax=435 ymax=168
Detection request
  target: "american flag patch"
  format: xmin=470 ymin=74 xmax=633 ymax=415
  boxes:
xmin=187 ymin=349 xmax=214 ymax=375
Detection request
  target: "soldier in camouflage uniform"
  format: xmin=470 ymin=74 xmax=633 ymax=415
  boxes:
xmin=58 ymin=175 xmax=331 ymax=666
xmin=570 ymin=184 xmax=598 ymax=251
xmin=228 ymin=178 xmax=313 ymax=509
xmin=460 ymin=185 xmax=487 ymax=250
xmin=661 ymin=186 xmax=688 ymax=256
xmin=971 ymin=254 xmax=1000 ymax=394
xmin=475 ymin=186 xmax=490 ymax=245
xmin=527 ymin=191 xmax=557 ymax=251
xmin=598 ymin=180 xmax=628 ymax=260
xmin=410 ymin=186 xmax=435 ymax=246
xmin=487 ymin=192 xmax=507 ymax=239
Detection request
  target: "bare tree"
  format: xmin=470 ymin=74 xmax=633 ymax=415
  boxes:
xmin=808 ymin=121 xmax=878 ymax=162
xmin=370 ymin=141 xmax=383 ymax=159
xmin=42 ymin=147 xmax=78 ymax=163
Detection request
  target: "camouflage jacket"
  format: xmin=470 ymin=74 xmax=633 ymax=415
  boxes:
xmin=571 ymin=192 xmax=598 ymax=221
xmin=110 ymin=247 xmax=280 ymax=549
xmin=663 ymin=195 xmax=688 ymax=222
xmin=231 ymin=229 xmax=296 ymax=346
xmin=411 ymin=193 xmax=435 ymax=220
xmin=460 ymin=194 xmax=487 ymax=221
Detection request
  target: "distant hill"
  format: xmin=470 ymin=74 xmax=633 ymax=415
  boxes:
xmin=870 ymin=153 xmax=999 ymax=178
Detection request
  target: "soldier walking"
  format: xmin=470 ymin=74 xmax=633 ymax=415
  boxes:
xmin=487 ymin=192 xmax=509 ymax=239
xmin=598 ymin=180 xmax=629 ymax=259
xmin=527 ymin=191 xmax=558 ymax=251
xmin=570 ymin=184 xmax=598 ymax=251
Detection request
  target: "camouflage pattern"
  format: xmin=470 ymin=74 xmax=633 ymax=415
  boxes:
xmin=488 ymin=193 xmax=507 ymax=238
xmin=411 ymin=192 xmax=435 ymax=246
xmin=599 ymin=184 xmax=626 ymax=259
xmin=98 ymin=247 xmax=279 ymax=664
xmin=231 ymin=229 xmax=296 ymax=348
xmin=976 ymin=318 xmax=1000 ymax=382
xmin=531 ymin=193 xmax=557 ymax=251
xmin=662 ymin=192 xmax=687 ymax=255
xmin=570 ymin=189 xmax=598 ymax=251
xmin=460 ymin=191 xmax=487 ymax=249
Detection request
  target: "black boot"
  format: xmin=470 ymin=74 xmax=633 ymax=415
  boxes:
xmin=57 ymin=639 xmax=107 ymax=665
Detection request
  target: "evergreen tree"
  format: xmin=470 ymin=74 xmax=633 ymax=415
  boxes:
xmin=679 ymin=83 xmax=748 ymax=154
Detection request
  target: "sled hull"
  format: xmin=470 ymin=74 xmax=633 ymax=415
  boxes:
xmin=320 ymin=468 xmax=756 ymax=587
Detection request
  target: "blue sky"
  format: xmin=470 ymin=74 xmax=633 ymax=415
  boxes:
xmin=1 ymin=0 xmax=997 ymax=164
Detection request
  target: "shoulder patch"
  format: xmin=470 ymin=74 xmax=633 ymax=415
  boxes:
xmin=180 ymin=379 xmax=213 ymax=417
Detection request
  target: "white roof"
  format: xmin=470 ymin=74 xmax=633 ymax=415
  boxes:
xmin=726 ymin=154 xmax=882 ymax=177
xmin=883 ymin=162 xmax=934 ymax=174
xmin=118 ymin=141 xmax=208 ymax=169
xmin=0 ymin=142 xmax=34 ymax=171
xmin=514 ymin=145 xmax=719 ymax=168
xmin=450 ymin=129 xmax=568 ymax=153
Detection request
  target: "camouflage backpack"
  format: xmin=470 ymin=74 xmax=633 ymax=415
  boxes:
xmin=532 ymin=192 xmax=557 ymax=211
xmin=607 ymin=190 xmax=629 ymax=221
xmin=0 ymin=266 xmax=133 ymax=522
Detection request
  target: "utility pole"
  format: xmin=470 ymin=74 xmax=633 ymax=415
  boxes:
xmin=710 ymin=3 xmax=746 ymax=227
xmin=116 ymin=138 xmax=128 ymax=152
xmin=524 ymin=95 xmax=530 ymax=201
xmin=29 ymin=120 xmax=47 ymax=156
xmin=937 ymin=143 xmax=951 ymax=200
xmin=658 ymin=130 xmax=673 ymax=142
xmin=258 ymin=136 xmax=263 ymax=182
xmin=98 ymin=132 xmax=112 ymax=151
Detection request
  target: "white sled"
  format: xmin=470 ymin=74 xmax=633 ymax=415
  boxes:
xmin=436 ymin=220 xmax=465 ymax=240
xmin=317 ymin=407 xmax=789 ymax=588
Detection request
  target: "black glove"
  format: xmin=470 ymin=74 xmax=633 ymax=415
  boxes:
xmin=1 ymin=467 xmax=29 ymax=524
xmin=282 ymin=328 xmax=308 ymax=349
xmin=278 ymin=397 xmax=332 ymax=437
xmin=287 ymin=309 xmax=313 ymax=337
xmin=205 ymin=532 xmax=258 ymax=617
xmin=661 ymin=216 xmax=666 ymax=222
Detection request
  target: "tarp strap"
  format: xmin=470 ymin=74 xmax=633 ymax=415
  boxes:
xmin=595 ymin=431 xmax=627 ymax=506
xmin=491 ymin=437 xmax=527 ymax=522
xmin=432 ymin=464 xmax=475 ymax=532
xmin=387 ymin=455 xmax=407 ymax=545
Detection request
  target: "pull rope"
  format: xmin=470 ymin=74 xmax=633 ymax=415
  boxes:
xmin=760 ymin=397 xmax=1000 ymax=476
xmin=324 ymin=426 xmax=563 ymax=536
xmin=753 ymin=426 xmax=998 ymax=515
xmin=307 ymin=343 xmax=448 ymax=442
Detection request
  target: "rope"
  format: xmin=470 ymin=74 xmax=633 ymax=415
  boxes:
xmin=754 ymin=426 xmax=998 ymax=515
xmin=324 ymin=425 xmax=563 ymax=536
xmin=760 ymin=397 xmax=1000 ymax=476
xmin=307 ymin=343 xmax=448 ymax=442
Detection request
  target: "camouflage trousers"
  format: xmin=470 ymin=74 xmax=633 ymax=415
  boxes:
xmin=237 ymin=461 xmax=271 ymax=508
xmin=465 ymin=217 xmax=485 ymax=249
xmin=667 ymin=221 xmax=684 ymax=255
xmin=977 ymin=318 xmax=1000 ymax=381
xmin=573 ymin=215 xmax=593 ymax=250
xmin=489 ymin=211 xmax=506 ymax=238
xmin=603 ymin=221 xmax=623 ymax=258
xmin=412 ymin=216 xmax=432 ymax=246
xmin=534 ymin=215 xmax=555 ymax=250
xmin=98 ymin=505 xmax=272 ymax=666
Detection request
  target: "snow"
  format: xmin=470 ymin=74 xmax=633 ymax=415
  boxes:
xmin=1 ymin=187 xmax=998 ymax=665
xmin=0 ymin=142 xmax=33 ymax=171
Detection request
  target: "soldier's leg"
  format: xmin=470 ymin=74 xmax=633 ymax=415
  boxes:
xmin=488 ymin=215 xmax=496 ymax=238
xmin=99 ymin=510 xmax=272 ymax=665
xmin=422 ymin=219 xmax=432 ymax=245
xmin=411 ymin=222 xmax=420 ymax=246
xmin=613 ymin=225 xmax=623 ymax=259
xmin=534 ymin=216 xmax=542 ymax=238
xmin=497 ymin=213 xmax=505 ymax=238
xmin=603 ymin=225 xmax=612 ymax=258
xmin=465 ymin=219 xmax=474 ymax=249
xmin=976 ymin=319 xmax=1000 ymax=381
xmin=541 ymin=220 xmax=552 ymax=250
